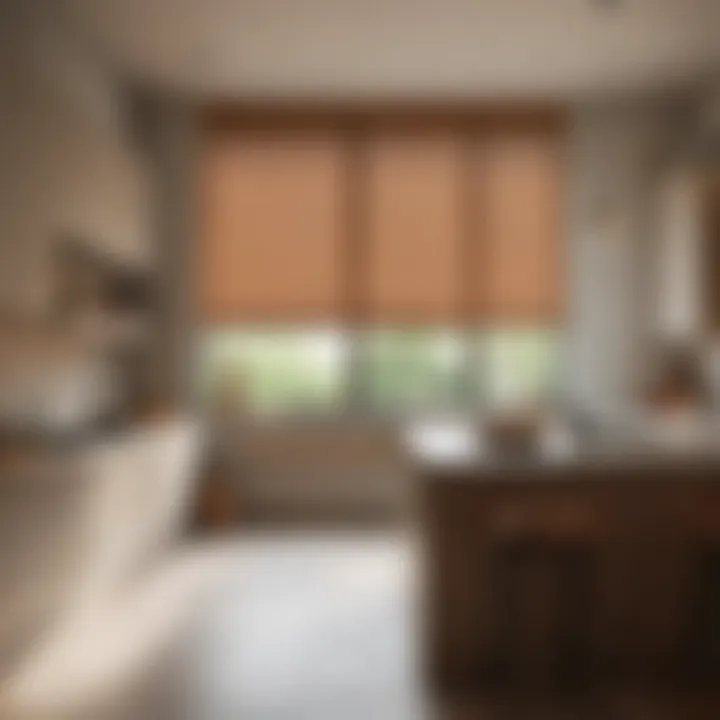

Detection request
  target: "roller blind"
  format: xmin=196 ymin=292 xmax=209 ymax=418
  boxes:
xmin=200 ymin=129 xmax=346 ymax=322
xmin=200 ymin=116 xmax=564 ymax=327
xmin=473 ymin=132 xmax=563 ymax=323
xmin=361 ymin=131 xmax=464 ymax=323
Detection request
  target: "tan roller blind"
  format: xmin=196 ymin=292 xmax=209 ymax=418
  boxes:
xmin=362 ymin=131 xmax=464 ymax=323
xmin=200 ymin=113 xmax=565 ymax=326
xmin=200 ymin=130 xmax=345 ymax=322
xmin=473 ymin=132 xmax=563 ymax=323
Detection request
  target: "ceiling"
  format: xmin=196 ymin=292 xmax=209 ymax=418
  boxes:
xmin=66 ymin=0 xmax=720 ymax=100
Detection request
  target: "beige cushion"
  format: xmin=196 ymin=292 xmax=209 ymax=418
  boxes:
xmin=0 ymin=417 xmax=202 ymax=681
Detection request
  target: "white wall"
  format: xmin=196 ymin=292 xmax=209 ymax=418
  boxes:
xmin=654 ymin=168 xmax=705 ymax=343
xmin=564 ymin=101 xmax=686 ymax=418
xmin=0 ymin=1 xmax=151 ymax=317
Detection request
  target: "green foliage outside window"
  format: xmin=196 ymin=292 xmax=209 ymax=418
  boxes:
xmin=200 ymin=328 xmax=559 ymax=417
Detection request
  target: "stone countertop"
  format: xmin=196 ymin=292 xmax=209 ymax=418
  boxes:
xmin=406 ymin=417 xmax=720 ymax=479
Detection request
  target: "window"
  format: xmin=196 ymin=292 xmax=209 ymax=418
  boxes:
xmin=199 ymin=115 xmax=565 ymax=419
xmin=479 ymin=329 xmax=559 ymax=410
xmin=201 ymin=329 xmax=347 ymax=416
xmin=359 ymin=330 xmax=465 ymax=414
xmin=200 ymin=328 xmax=560 ymax=418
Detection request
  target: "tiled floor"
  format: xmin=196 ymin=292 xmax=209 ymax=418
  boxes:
xmin=176 ymin=532 xmax=423 ymax=720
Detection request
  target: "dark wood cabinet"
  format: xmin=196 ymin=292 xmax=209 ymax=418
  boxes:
xmin=421 ymin=458 xmax=720 ymax=698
